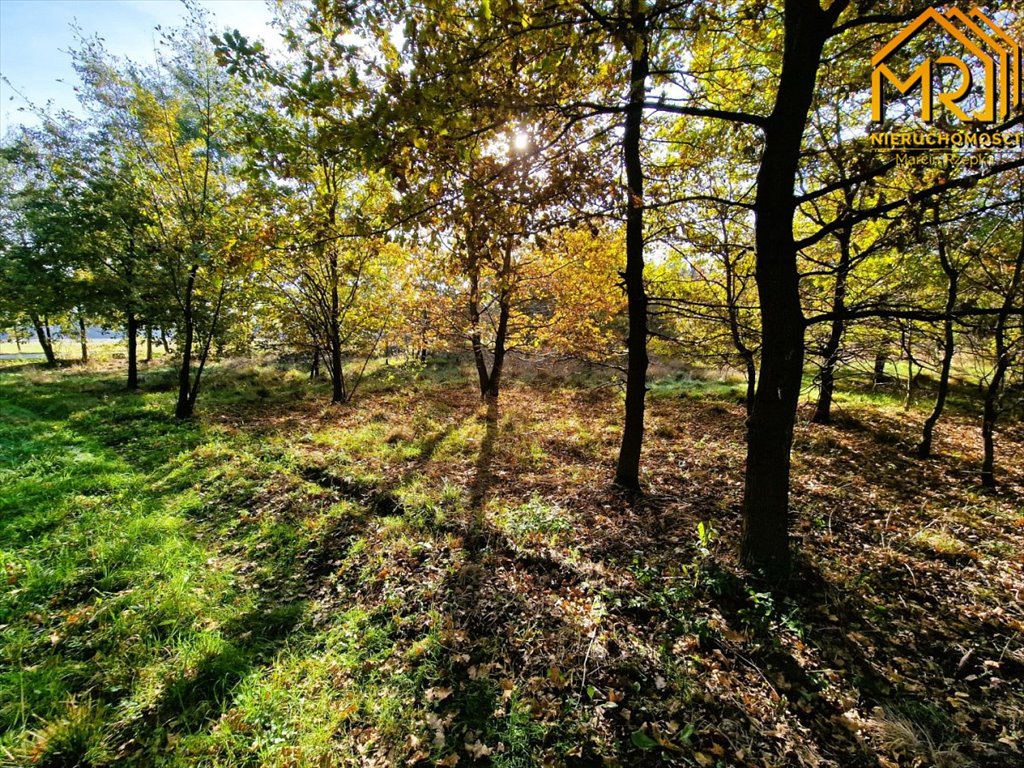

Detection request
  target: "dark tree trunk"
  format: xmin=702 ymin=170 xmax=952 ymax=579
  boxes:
xmin=743 ymin=354 xmax=757 ymax=415
xmin=176 ymin=273 xmax=226 ymax=419
xmin=126 ymin=309 xmax=139 ymax=390
xmin=78 ymin=313 xmax=89 ymax=363
xmin=485 ymin=241 xmax=514 ymax=401
xmin=145 ymin=326 xmax=154 ymax=363
xmin=614 ymin=3 xmax=650 ymax=491
xmin=741 ymin=3 xmax=833 ymax=576
xmin=724 ymin=243 xmax=756 ymax=415
xmin=30 ymin=313 xmax=56 ymax=366
xmin=812 ymin=227 xmax=852 ymax=425
xmin=919 ymin=205 xmax=958 ymax=458
xmin=185 ymin=284 xmax=225 ymax=417
xmin=329 ymin=249 xmax=345 ymax=403
xmin=310 ymin=347 xmax=321 ymax=379
xmin=981 ymin=234 xmax=1024 ymax=488
xmin=175 ymin=266 xmax=199 ymax=419
xmin=872 ymin=350 xmax=888 ymax=386
xmin=161 ymin=327 xmax=170 ymax=353
xmin=980 ymin=378 xmax=1002 ymax=489
xmin=466 ymin=232 xmax=513 ymax=402
xmin=468 ymin=255 xmax=491 ymax=398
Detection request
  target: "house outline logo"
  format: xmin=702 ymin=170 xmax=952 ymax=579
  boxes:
xmin=871 ymin=6 xmax=1021 ymax=124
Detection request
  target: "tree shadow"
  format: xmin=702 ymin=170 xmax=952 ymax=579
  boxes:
xmin=112 ymin=600 xmax=307 ymax=759
xmin=734 ymin=556 xmax=1021 ymax=767
xmin=468 ymin=396 xmax=499 ymax=528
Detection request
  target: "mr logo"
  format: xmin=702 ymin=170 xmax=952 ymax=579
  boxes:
xmin=871 ymin=7 xmax=1021 ymax=124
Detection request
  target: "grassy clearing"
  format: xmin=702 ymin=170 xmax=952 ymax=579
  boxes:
xmin=1 ymin=356 xmax=1022 ymax=767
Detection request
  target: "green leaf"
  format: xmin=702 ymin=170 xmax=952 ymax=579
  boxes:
xmin=631 ymin=730 xmax=659 ymax=750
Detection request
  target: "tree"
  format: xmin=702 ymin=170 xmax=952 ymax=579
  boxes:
xmin=76 ymin=11 xmax=254 ymax=417
xmin=0 ymin=132 xmax=80 ymax=367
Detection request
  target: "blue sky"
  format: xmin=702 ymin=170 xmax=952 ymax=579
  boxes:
xmin=0 ymin=0 xmax=277 ymax=134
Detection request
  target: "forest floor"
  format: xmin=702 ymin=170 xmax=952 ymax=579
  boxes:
xmin=1 ymin=355 xmax=1022 ymax=768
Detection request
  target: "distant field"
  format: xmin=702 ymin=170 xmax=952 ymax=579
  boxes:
xmin=0 ymin=338 xmax=166 ymax=360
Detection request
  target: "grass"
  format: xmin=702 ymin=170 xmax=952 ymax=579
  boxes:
xmin=1 ymin=354 xmax=1022 ymax=767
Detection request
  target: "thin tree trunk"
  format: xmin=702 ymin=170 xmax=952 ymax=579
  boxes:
xmin=614 ymin=3 xmax=650 ymax=491
xmin=29 ymin=312 xmax=56 ymax=366
xmin=919 ymin=204 xmax=957 ymax=458
xmin=78 ymin=313 xmax=88 ymax=363
xmin=741 ymin=2 xmax=832 ymax=576
xmin=145 ymin=326 xmax=153 ymax=363
xmin=872 ymin=350 xmax=888 ymax=386
xmin=310 ymin=347 xmax=320 ymax=379
xmin=485 ymin=240 xmax=514 ymax=401
xmin=161 ymin=327 xmax=170 ymax=353
xmin=980 ymin=375 xmax=1003 ymax=489
xmin=329 ymin=250 xmax=345 ymax=403
xmin=184 ymin=281 xmax=226 ymax=415
xmin=467 ymin=238 xmax=491 ymax=398
xmin=175 ymin=266 xmax=199 ymax=419
xmin=126 ymin=309 xmax=139 ymax=391
xmin=724 ymin=242 xmax=756 ymax=415
xmin=743 ymin=354 xmax=757 ymax=415
xmin=812 ymin=227 xmax=852 ymax=425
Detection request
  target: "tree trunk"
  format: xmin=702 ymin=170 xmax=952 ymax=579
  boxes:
xmin=872 ymin=350 xmax=888 ymax=386
xmin=126 ymin=309 xmax=139 ymax=391
xmin=175 ymin=266 xmax=199 ymax=419
xmin=465 ymin=229 xmax=514 ymax=402
xmin=724 ymin=245 xmax=756 ymax=415
xmin=614 ymin=4 xmax=650 ymax=491
xmin=329 ymin=250 xmax=345 ymax=403
xmin=980 ymin=375 xmax=1002 ymax=489
xmin=743 ymin=354 xmax=757 ymax=415
xmin=145 ymin=326 xmax=153 ymax=363
xmin=184 ymin=282 xmax=226 ymax=417
xmin=485 ymin=240 xmax=514 ymax=400
xmin=161 ymin=327 xmax=170 ymax=353
xmin=29 ymin=312 xmax=56 ymax=366
xmin=918 ymin=205 xmax=957 ymax=458
xmin=467 ymin=253 xmax=491 ymax=397
xmin=812 ymin=226 xmax=851 ymax=425
xmin=741 ymin=3 xmax=832 ymax=575
xmin=78 ymin=313 xmax=89 ymax=363
xmin=310 ymin=347 xmax=321 ymax=379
